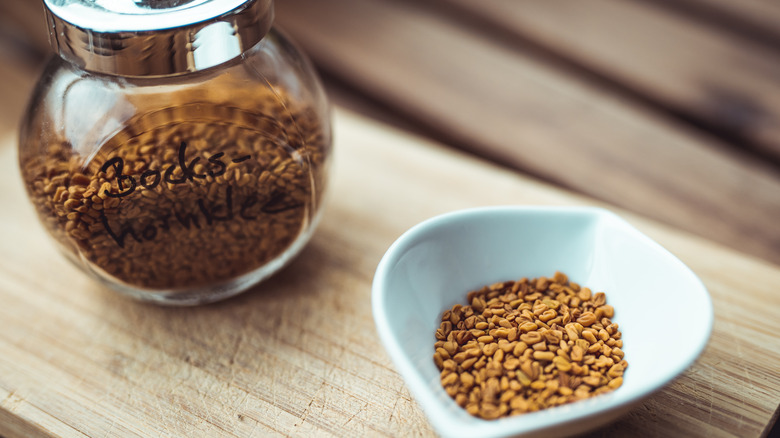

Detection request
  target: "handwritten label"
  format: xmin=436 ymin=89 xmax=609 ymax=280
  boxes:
xmin=98 ymin=141 xmax=302 ymax=249
xmin=99 ymin=141 xmax=251 ymax=198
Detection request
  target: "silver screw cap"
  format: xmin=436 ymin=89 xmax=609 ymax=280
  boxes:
xmin=43 ymin=0 xmax=274 ymax=76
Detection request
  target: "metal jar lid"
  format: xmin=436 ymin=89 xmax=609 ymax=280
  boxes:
xmin=43 ymin=0 xmax=274 ymax=77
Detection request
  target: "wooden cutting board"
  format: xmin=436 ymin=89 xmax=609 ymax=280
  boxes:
xmin=0 ymin=108 xmax=778 ymax=437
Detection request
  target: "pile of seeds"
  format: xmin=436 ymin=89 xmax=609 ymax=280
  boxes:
xmin=433 ymin=272 xmax=626 ymax=420
xmin=20 ymin=83 xmax=330 ymax=290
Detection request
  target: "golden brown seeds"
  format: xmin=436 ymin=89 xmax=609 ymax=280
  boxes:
xmin=577 ymin=312 xmax=597 ymax=327
xmin=21 ymin=86 xmax=329 ymax=291
xmin=533 ymin=351 xmax=555 ymax=361
xmin=434 ymin=272 xmax=626 ymax=420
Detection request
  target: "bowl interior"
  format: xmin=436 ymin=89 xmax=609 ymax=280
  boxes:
xmin=372 ymin=206 xmax=712 ymax=438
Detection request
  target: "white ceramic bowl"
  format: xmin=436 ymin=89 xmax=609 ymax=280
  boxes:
xmin=372 ymin=206 xmax=712 ymax=438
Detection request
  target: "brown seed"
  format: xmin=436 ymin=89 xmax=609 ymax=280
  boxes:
xmin=503 ymin=357 xmax=520 ymax=371
xmin=513 ymin=342 xmax=528 ymax=357
xmin=433 ymin=273 xmax=625 ymax=421
xmin=519 ymin=321 xmax=538 ymax=333
xmin=482 ymin=343 xmax=499 ymax=357
xmin=553 ymin=356 xmax=572 ymax=372
xmin=607 ymin=377 xmax=623 ymax=390
xmin=533 ymin=351 xmax=555 ymax=362
xmin=461 ymin=357 xmax=478 ymax=370
xmin=577 ymin=312 xmax=597 ymax=327
xmin=520 ymin=332 xmax=542 ymax=344
xmin=441 ymin=372 xmax=458 ymax=386
xmin=582 ymin=330 xmax=598 ymax=344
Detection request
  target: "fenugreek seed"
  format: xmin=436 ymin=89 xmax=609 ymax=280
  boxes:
xmin=443 ymin=341 xmax=458 ymax=356
xmin=485 ymin=362 xmax=503 ymax=378
xmin=607 ymin=377 xmax=623 ymax=390
xmin=513 ymin=370 xmax=531 ymax=387
xmin=499 ymin=390 xmax=515 ymax=404
xmin=475 ymin=321 xmax=489 ymax=330
xmin=441 ymin=360 xmax=456 ymax=372
xmin=510 ymin=340 xmax=527 ymax=356
xmin=452 ymin=352 xmax=469 ymax=363
xmin=582 ymin=330 xmax=598 ymax=344
xmin=472 ymin=297 xmax=486 ymax=313
xmin=480 ymin=403 xmax=501 ymax=420
xmin=489 ymin=308 xmax=505 ymax=317
xmin=503 ymin=357 xmax=520 ymax=370
xmin=436 ymin=347 xmax=451 ymax=360
xmin=494 ymin=328 xmax=510 ymax=338
xmin=520 ymin=332 xmax=542 ymax=345
xmin=582 ymin=375 xmax=603 ymax=387
xmin=494 ymin=349 xmax=505 ymax=363
xmin=500 ymin=376 xmax=510 ymax=391
xmin=461 ymin=357 xmax=478 ymax=370
xmin=607 ymin=363 xmax=625 ymax=379
xmin=577 ymin=312 xmax=597 ymax=327
xmin=510 ymin=396 xmax=530 ymax=412
xmin=460 ymin=372 xmax=475 ymax=388
xmin=571 ymin=345 xmax=584 ymax=362
xmin=553 ymin=356 xmax=572 ymax=372
xmin=478 ymin=335 xmax=494 ymax=344
xmin=558 ymin=386 xmax=573 ymax=396
xmin=445 ymin=385 xmax=459 ymax=397
xmin=454 ymin=333 xmax=469 ymax=346
xmin=482 ymin=343 xmax=499 ymax=357
xmin=587 ymin=343 xmax=603 ymax=355
xmin=441 ymin=372 xmax=458 ymax=386
xmin=519 ymin=322 xmax=538 ymax=333
xmin=533 ymin=351 xmax=555 ymax=361
xmin=539 ymin=309 xmax=557 ymax=323
xmin=530 ymin=380 xmax=547 ymax=390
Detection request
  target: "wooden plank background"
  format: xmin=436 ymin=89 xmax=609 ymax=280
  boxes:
xmin=273 ymin=0 xmax=780 ymax=267
xmin=0 ymin=109 xmax=779 ymax=437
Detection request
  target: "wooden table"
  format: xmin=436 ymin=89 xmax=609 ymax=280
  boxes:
xmin=1 ymin=1 xmax=779 ymax=437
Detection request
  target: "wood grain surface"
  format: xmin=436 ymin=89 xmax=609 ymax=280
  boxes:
xmin=438 ymin=0 xmax=780 ymax=162
xmin=274 ymin=0 xmax=780 ymax=267
xmin=1 ymin=109 xmax=779 ymax=438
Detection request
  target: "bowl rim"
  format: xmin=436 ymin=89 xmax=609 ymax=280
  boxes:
xmin=371 ymin=205 xmax=713 ymax=437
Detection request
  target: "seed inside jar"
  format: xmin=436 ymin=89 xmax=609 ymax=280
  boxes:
xmin=20 ymin=86 xmax=330 ymax=291
xmin=433 ymin=272 xmax=627 ymax=420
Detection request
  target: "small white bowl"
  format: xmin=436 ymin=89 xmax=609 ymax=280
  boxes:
xmin=372 ymin=206 xmax=712 ymax=438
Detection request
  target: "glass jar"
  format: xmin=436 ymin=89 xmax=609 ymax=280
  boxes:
xmin=18 ymin=0 xmax=331 ymax=305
